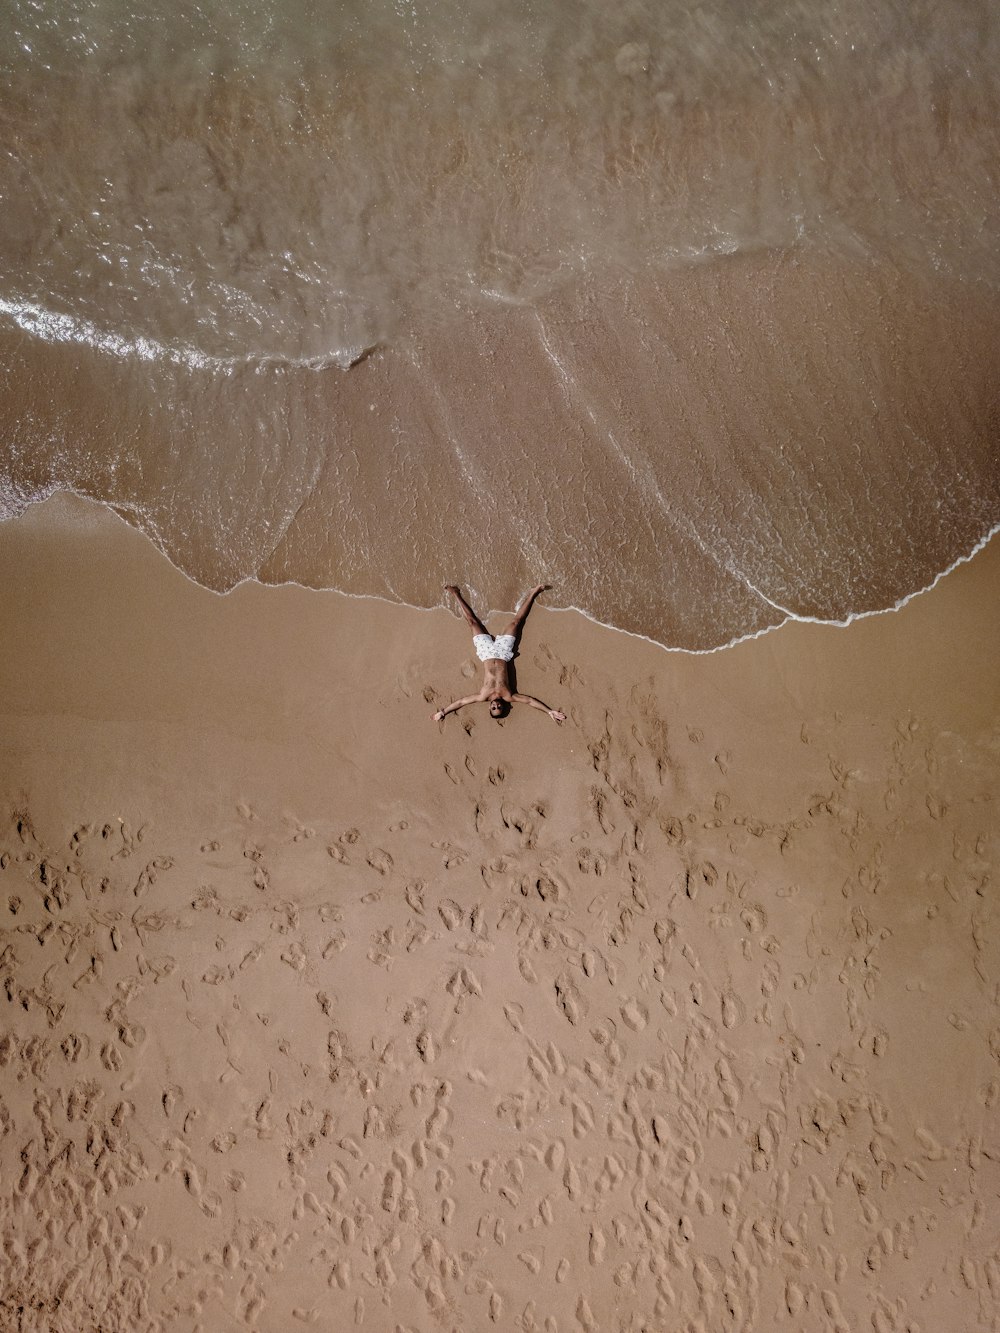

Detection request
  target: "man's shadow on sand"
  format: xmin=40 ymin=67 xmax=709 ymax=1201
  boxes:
xmin=502 ymin=621 xmax=533 ymax=697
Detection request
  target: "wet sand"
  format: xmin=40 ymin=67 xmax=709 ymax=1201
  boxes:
xmin=4 ymin=247 xmax=998 ymax=650
xmin=0 ymin=494 xmax=998 ymax=1331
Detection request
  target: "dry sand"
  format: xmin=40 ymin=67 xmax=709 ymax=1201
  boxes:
xmin=0 ymin=494 xmax=998 ymax=1333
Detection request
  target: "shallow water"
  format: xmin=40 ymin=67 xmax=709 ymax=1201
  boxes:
xmin=1 ymin=0 xmax=998 ymax=647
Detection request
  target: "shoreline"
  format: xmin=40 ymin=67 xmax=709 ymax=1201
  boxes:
xmin=3 ymin=240 xmax=998 ymax=652
xmin=6 ymin=489 xmax=999 ymax=658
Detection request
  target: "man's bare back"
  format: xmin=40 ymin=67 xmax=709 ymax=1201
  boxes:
xmin=431 ymin=585 xmax=567 ymax=724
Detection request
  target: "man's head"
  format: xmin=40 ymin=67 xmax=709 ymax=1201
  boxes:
xmin=489 ymin=698 xmax=510 ymax=720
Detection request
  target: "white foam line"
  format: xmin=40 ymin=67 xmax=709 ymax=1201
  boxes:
xmin=0 ymin=298 xmax=368 ymax=373
xmin=0 ymin=297 xmax=193 ymax=365
xmin=8 ymin=489 xmax=998 ymax=657
xmin=742 ymin=578 xmax=798 ymax=619
xmin=551 ymin=520 xmax=1000 ymax=658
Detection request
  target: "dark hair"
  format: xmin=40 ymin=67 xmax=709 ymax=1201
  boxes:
xmin=489 ymin=699 xmax=510 ymax=719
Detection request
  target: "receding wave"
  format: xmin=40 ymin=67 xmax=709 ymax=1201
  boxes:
xmin=1 ymin=0 xmax=998 ymax=648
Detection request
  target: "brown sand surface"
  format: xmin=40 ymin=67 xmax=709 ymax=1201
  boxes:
xmin=1 ymin=494 xmax=998 ymax=1333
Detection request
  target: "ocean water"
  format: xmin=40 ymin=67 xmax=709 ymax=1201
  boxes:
xmin=1 ymin=0 xmax=998 ymax=649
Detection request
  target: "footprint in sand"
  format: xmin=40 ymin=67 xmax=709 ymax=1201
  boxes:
xmin=684 ymin=862 xmax=718 ymax=899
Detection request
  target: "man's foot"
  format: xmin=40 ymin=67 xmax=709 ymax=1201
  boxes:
xmin=445 ymin=585 xmax=461 ymax=596
xmin=516 ymin=584 xmax=550 ymax=610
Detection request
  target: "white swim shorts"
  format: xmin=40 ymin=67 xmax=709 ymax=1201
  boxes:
xmin=473 ymin=633 xmax=516 ymax=663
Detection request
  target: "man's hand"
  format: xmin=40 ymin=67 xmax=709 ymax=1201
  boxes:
xmin=549 ymin=709 xmax=566 ymax=722
xmin=432 ymin=709 xmax=446 ymax=721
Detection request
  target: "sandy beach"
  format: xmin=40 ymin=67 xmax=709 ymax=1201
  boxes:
xmin=2 ymin=2 xmax=999 ymax=1328
xmin=0 ymin=493 xmax=997 ymax=1331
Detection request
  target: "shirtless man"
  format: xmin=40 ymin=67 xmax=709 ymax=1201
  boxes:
xmin=432 ymin=585 xmax=567 ymax=723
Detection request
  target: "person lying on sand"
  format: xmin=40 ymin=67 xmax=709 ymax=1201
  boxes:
xmin=432 ymin=584 xmax=567 ymax=724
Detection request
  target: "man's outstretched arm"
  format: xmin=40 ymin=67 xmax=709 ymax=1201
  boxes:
xmin=432 ymin=694 xmax=481 ymax=721
xmin=512 ymin=693 xmax=566 ymax=722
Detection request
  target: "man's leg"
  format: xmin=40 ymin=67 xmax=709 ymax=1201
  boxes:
xmin=500 ymin=584 xmax=550 ymax=640
xmin=446 ymin=585 xmax=489 ymax=636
